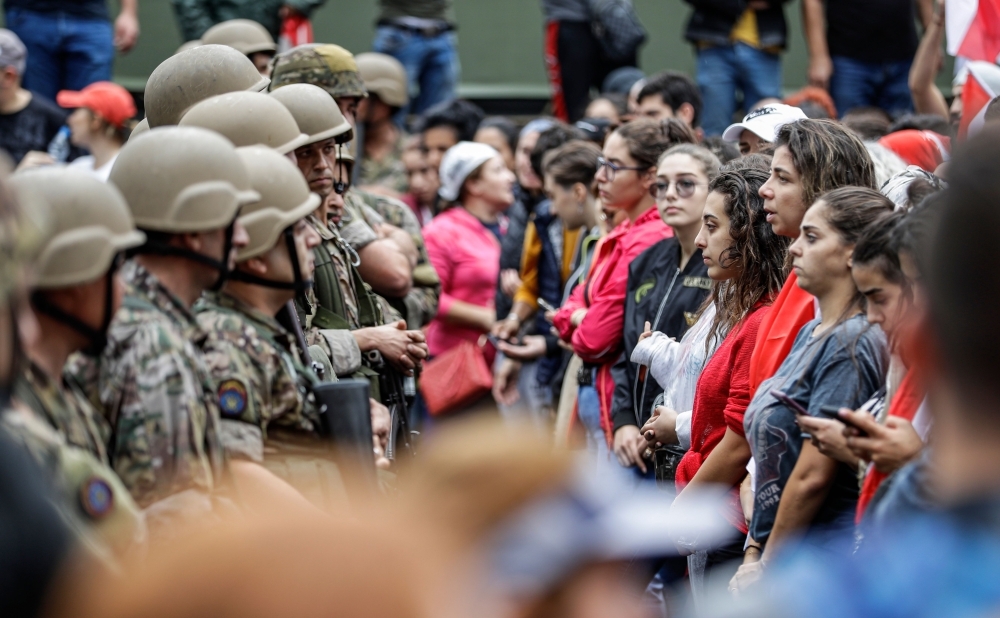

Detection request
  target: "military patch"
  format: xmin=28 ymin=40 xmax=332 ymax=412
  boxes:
xmin=634 ymin=280 xmax=655 ymax=304
xmin=684 ymin=311 xmax=699 ymax=327
xmin=79 ymin=477 xmax=113 ymax=519
xmin=683 ymin=276 xmax=713 ymax=290
xmin=218 ymin=379 xmax=248 ymax=417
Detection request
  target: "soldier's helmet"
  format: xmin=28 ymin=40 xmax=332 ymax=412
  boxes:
xmin=179 ymin=91 xmax=308 ymax=154
xmin=110 ymin=127 xmax=259 ymax=234
xmin=269 ymin=83 xmax=353 ymax=146
xmin=269 ymin=44 xmax=367 ymax=100
xmin=7 ymin=169 xmax=144 ymax=289
xmin=234 ymin=146 xmax=320 ymax=262
xmin=201 ymin=19 xmax=276 ymax=56
xmin=128 ymin=117 xmax=149 ymax=142
xmin=145 ymin=44 xmax=270 ymax=128
xmin=355 ymin=52 xmax=408 ymax=109
xmin=0 ymin=156 xmax=48 ymax=303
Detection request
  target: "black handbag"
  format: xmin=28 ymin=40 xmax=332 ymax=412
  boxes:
xmin=589 ymin=0 xmax=647 ymax=63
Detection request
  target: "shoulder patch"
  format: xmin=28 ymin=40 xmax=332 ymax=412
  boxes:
xmin=683 ymin=276 xmax=713 ymax=290
xmin=217 ymin=379 xmax=248 ymax=418
xmin=80 ymin=476 xmax=114 ymax=519
xmin=634 ymin=280 xmax=655 ymax=304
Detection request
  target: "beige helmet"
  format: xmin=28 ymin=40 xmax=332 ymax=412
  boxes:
xmin=269 ymin=83 xmax=353 ymax=146
xmin=110 ymin=126 xmax=259 ymax=233
xmin=144 ymin=44 xmax=270 ymax=128
xmin=7 ymin=169 xmax=144 ymax=289
xmin=269 ymin=44 xmax=367 ymax=100
xmin=202 ymin=19 xmax=276 ymax=56
xmin=178 ymin=91 xmax=309 ymax=154
xmin=128 ymin=117 xmax=149 ymax=142
xmin=0 ymin=154 xmax=50 ymax=302
xmin=234 ymin=146 xmax=320 ymax=261
xmin=355 ymin=52 xmax=408 ymax=108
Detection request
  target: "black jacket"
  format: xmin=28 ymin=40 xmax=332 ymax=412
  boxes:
xmin=611 ymin=238 xmax=712 ymax=432
xmin=682 ymin=0 xmax=792 ymax=50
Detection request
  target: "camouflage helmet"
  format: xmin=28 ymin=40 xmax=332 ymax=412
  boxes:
xmin=7 ymin=169 xmax=145 ymax=289
xmin=269 ymin=83 xmax=353 ymax=145
xmin=178 ymin=91 xmax=309 ymax=154
xmin=234 ymin=146 xmax=320 ymax=261
xmin=202 ymin=19 xmax=276 ymax=56
xmin=356 ymin=52 xmax=408 ymax=108
xmin=145 ymin=44 xmax=270 ymax=128
xmin=110 ymin=127 xmax=259 ymax=233
xmin=269 ymin=44 xmax=367 ymax=100
xmin=128 ymin=117 xmax=149 ymax=142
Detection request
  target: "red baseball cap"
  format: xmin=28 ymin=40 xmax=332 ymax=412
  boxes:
xmin=56 ymin=81 xmax=137 ymax=129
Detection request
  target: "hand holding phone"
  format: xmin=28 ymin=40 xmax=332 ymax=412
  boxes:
xmin=819 ymin=405 xmax=869 ymax=437
xmin=771 ymin=390 xmax=809 ymax=416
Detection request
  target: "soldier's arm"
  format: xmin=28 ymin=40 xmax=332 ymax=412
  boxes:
xmin=305 ymin=327 xmax=363 ymax=377
xmin=357 ymin=240 xmax=413 ymax=299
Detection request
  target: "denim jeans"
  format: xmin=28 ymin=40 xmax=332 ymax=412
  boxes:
xmin=830 ymin=56 xmax=913 ymax=118
xmin=4 ymin=8 xmax=113 ymax=103
xmin=577 ymin=382 xmax=611 ymax=464
xmin=373 ymin=25 xmax=459 ymax=118
xmin=696 ymin=43 xmax=781 ymax=136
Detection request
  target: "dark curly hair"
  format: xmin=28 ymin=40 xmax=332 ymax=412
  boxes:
xmin=707 ymin=164 xmax=790 ymax=343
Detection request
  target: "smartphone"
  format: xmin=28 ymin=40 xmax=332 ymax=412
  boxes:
xmin=819 ymin=405 xmax=869 ymax=436
xmin=771 ymin=390 xmax=809 ymax=416
xmin=537 ymin=298 xmax=557 ymax=314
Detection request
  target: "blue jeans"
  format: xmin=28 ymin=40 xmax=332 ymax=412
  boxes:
xmin=830 ymin=56 xmax=913 ymax=118
xmin=5 ymin=8 xmax=113 ymax=103
xmin=577 ymin=382 xmax=611 ymax=465
xmin=373 ymin=25 xmax=459 ymax=117
xmin=696 ymin=43 xmax=781 ymax=136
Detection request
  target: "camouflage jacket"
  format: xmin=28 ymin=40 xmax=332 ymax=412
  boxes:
xmin=14 ymin=360 xmax=109 ymax=463
xmin=358 ymin=131 xmax=409 ymax=195
xmin=66 ymin=261 xmax=225 ymax=508
xmin=197 ymin=291 xmax=324 ymax=461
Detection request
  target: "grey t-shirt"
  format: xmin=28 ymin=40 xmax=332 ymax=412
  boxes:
xmin=746 ymin=314 xmax=887 ymax=545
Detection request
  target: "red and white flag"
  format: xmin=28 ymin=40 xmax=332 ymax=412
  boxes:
xmin=947 ymin=0 xmax=1000 ymax=62
xmin=959 ymin=60 xmax=1000 ymax=138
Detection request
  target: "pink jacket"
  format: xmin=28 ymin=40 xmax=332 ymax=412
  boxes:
xmin=423 ymin=207 xmax=501 ymax=356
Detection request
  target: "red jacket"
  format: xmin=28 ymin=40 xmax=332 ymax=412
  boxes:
xmin=676 ymin=306 xmax=769 ymax=535
xmin=748 ymin=272 xmax=815 ymax=397
xmin=553 ymin=207 xmax=671 ymax=444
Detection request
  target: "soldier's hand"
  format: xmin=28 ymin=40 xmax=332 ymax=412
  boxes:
xmin=371 ymin=320 xmax=422 ymax=375
xmin=369 ymin=398 xmax=391 ymax=453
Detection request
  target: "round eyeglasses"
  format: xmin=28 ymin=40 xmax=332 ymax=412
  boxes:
xmin=649 ymin=178 xmax=703 ymax=200
xmin=596 ymin=156 xmax=647 ymax=182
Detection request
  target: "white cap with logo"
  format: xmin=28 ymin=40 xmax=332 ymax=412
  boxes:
xmin=722 ymin=103 xmax=808 ymax=144
xmin=438 ymin=141 xmax=499 ymax=202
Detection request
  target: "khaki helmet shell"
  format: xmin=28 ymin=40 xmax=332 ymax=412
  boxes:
xmin=355 ymin=52 xmax=408 ymax=108
xmin=109 ymin=126 xmax=260 ymax=233
xmin=145 ymin=44 xmax=270 ymax=128
xmin=0 ymin=154 xmax=50 ymax=300
xmin=269 ymin=43 xmax=367 ymax=100
xmin=178 ymin=91 xmax=308 ymax=154
xmin=269 ymin=83 xmax=353 ymax=146
xmin=202 ymin=19 xmax=276 ymax=56
xmin=128 ymin=117 xmax=149 ymax=142
xmin=7 ymin=169 xmax=145 ymax=288
xmin=234 ymin=146 xmax=321 ymax=261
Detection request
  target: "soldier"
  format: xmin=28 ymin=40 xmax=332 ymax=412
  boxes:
xmin=197 ymin=146 xmax=390 ymax=509
xmin=144 ymin=44 xmax=269 ymax=128
xmin=178 ymin=90 xmax=309 ymax=156
xmin=201 ymin=19 xmax=277 ymax=77
xmin=355 ymin=52 xmax=410 ymax=195
xmin=64 ymin=127 xmax=261 ymax=528
xmin=271 ymin=43 xmax=439 ymax=329
xmin=4 ymin=169 xmax=146 ymax=555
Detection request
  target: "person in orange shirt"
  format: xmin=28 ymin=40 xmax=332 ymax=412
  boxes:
xmin=749 ymin=119 xmax=877 ymax=396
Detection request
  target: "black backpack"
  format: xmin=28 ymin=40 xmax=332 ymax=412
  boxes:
xmin=589 ymin=0 xmax=647 ymax=63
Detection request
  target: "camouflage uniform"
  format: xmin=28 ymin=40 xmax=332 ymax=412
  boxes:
xmin=358 ymin=131 xmax=409 ymax=194
xmin=67 ymin=261 xmax=226 ymax=508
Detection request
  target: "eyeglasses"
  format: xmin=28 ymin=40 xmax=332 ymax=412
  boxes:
xmin=596 ymin=157 xmax=648 ymax=182
xmin=649 ymin=179 xmax=704 ymax=200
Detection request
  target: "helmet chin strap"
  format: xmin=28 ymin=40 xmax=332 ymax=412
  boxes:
xmin=228 ymin=226 xmax=313 ymax=304
xmin=29 ymin=258 xmax=121 ymax=357
xmin=0 ymin=303 xmax=24 ymax=409
xmin=131 ymin=220 xmax=237 ymax=292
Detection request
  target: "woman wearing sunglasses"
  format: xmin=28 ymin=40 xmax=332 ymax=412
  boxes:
xmin=552 ymin=118 xmax=673 ymax=462
xmin=611 ymin=144 xmax=720 ymax=476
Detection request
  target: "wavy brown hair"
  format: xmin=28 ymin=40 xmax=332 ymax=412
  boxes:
xmin=775 ymin=119 xmax=876 ymax=208
xmin=707 ymin=161 xmax=791 ymax=344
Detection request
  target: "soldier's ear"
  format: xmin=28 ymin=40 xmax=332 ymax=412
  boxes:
xmin=242 ymin=255 xmax=269 ymax=276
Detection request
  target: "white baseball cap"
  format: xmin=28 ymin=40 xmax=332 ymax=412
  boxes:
xmin=438 ymin=141 xmax=499 ymax=202
xmin=722 ymin=103 xmax=808 ymax=144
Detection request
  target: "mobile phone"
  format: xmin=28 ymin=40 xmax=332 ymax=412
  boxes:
xmin=771 ymin=390 xmax=809 ymax=416
xmin=819 ymin=405 xmax=869 ymax=436
xmin=537 ymin=298 xmax=557 ymax=314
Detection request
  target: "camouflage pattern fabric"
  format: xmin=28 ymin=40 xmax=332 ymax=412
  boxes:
xmin=269 ymin=44 xmax=368 ymax=99
xmin=66 ymin=261 xmax=225 ymax=508
xmin=358 ymin=131 xmax=409 ymax=195
xmin=14 ymin=360 xmax=109 ymax=462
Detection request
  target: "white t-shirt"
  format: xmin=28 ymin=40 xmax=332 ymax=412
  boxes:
xmin=67 ymin=152 xmax=118 ymax=182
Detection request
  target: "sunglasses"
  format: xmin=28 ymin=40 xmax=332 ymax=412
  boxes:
xmin=649 ymin=178 xmax=703 ymax=200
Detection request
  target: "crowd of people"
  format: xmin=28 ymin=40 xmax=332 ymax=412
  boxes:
xmin=5 ymin=0 xmax=1000 ymax=617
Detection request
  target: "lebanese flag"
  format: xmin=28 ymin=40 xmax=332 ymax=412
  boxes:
xmin=959 ymin=60 xmax=1000 ymax=138
xmin=947 ymin=0 xmax=1000 ymax=62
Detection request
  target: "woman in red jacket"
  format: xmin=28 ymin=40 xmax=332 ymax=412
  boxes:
xmin=655 ymin=159 xmax=789 ymax=579
xmin=553 ymin=119 xmax=672 ymax=462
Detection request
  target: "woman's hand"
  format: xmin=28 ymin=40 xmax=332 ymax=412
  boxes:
xmin=500 ymin=269 xmax=522 ymax=297
xmin=843 ymin=410 xmax=924 ymax=475
xmin=796 ymin=415 xmax=860 ymax=467
xmin=638 ymin=320 xmax=653 ymax=343
xmin=570 ymin=308 xmax=588 ymax=327
xmin=492 ymin=358 xmax=521 ymax=405
xmin=729 ymin=558 xmax=765 ymax=594
xmin=641 ymin=406 xmax=679 ymax=446
xmin=613 ymin=425 xmax=647 ymax=473
xmin=496 ymin=335 xmax=547 ymax=361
